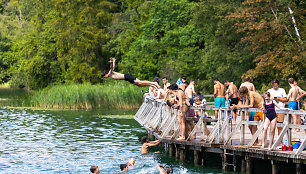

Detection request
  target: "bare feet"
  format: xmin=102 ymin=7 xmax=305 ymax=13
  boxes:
xmin=176 ymin=136 xmax=185 ymax=141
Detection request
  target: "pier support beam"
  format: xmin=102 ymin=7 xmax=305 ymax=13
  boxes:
xmin=271 ymin=160 xmax=279 ymax=174
xmin=245 ymin=155 xmax=253 ymax=174
xmin=296 ymin=163 xmax=302 ymax=174
xmin=241 ymin=158 xmax=246 ymax=173
xmin=179 ymin=149 xmax=186 ymax=162
xmin=168 ymin=144 xmax=174 ymax=156
xmin=175 ymin=146 xmax=179 ymax=159
xmin=194 ymin=150 xmax=201 ymax=165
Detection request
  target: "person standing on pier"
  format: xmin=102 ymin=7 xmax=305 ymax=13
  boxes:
xmin=101 ymin=58 xmax=160 ymax=89
xmin=224 ymin=80 xmax=239 ymax=124
xmin=240 ymin=77 xmax=256 ymax=92
xmin=214 ymin=78 xmax=226 ymax=119
xmin=162 ymin=77 xmax=171 ymax=92
xmin=185 ymin=80 xmax=198 ymax=105
xmin=267 ymin=79 xmax=287 ymax=139
xmin=233 ymin=86 xmax=264 ymax=145
xmin=167 ymin=83 xmax=190 ymax=140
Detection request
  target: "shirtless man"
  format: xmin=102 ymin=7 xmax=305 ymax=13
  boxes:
xmin=102 ymin=58 xmax=160 ymax=89
xmin=141 ymin=136 xmax=160 ymax=153
xmin=233 ymin=86 xmax=264 ymax=145
xmin=185 ymin=80 xmax=198 ymax=105
xmin=214 ymin=78 xmax=226 ymax=119
xmin=162 ymin=77 xmax=171 ymax=91
xmin=287 ymin=78 xmax=306 ymax=131
xmin=240 ymin=77 xmax=256 ymax=92
xmin=167 ymin=83 xmax=190 ymax=140
xmin=224 ymin=80 xmax=239 ymax=124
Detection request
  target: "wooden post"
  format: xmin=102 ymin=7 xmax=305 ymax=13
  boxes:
xmin=175 ymin=146 xmax=179 ymax=159
xmin=169 ymin=144 xmax=174 ymax=156
xmin=240 ymin=110 xmax=245 ymax=145
xmin=179 ymin=149 xmax=185 ymax=162
xmin=245 ymin=155 xmax=252 ymax=174
xmin=241 ymin=157 xmax=246 ymax=173
xmin=271 ymin=160 xmax=279 ymax=174
xmin=296 ymin=163 xmax=302 ymax=174
xmin=194 ymin=150 xmax=200 ymax=165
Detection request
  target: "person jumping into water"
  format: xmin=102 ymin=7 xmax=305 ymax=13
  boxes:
xmin=102 ymin=58 xmax=160 ymax=89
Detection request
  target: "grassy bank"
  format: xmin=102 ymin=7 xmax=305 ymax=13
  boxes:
xmin=30 ymin=81 xmax=145 ymax=110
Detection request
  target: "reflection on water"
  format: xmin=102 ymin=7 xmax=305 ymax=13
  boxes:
xmin=0 ymin=108 xmax=230 ymax=173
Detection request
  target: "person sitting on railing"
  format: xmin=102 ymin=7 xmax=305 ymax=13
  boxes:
xmin=261 ymin=92 xmax=287 ymax=150
xmin=101 ymin=58 xmax=160 ymax=89
xmin=233 ymin=86 xmax=264 ymax=145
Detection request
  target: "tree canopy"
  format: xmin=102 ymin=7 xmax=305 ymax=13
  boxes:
xmin=0 ymin=0 xmax=304 ymax=92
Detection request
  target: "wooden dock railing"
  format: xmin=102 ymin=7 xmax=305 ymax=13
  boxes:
xmin=135 ymin=99 xmax=306 ymax=154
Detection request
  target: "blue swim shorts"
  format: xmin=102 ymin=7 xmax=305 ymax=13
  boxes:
xmin=214 ymin=97 xmax=225 ymax=107
xmin=249 ymin=112 xmax=256 ymax=121
xmin=288 ymin=101 xmax=298 ymax=110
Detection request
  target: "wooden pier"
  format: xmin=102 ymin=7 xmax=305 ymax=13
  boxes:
xmin=134 ymin=99 xmax=306 ymax=173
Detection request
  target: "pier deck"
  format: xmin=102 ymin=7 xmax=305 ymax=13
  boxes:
xmin=135 ymin=99 xmax=306 ymax=173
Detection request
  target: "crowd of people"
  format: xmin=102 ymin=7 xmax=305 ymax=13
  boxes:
xmin=99 ymin=58 xmax=305 ymax=172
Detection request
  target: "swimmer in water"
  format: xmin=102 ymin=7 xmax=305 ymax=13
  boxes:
xmin=120 ymin=164 xmax=128 ymax=172
xmin=156 ymin=164 xmax=173 ymax=174
xmin=90 ymin=166 xmax=100 ymax=174
xmin=141 ymin=136 xmax=160 ymax=153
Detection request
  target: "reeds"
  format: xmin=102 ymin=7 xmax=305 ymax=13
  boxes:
xmin=30 ymin=81 xmax=145 ymax=110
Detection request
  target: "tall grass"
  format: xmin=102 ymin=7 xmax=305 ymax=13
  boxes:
xmin=30 ymin=81 xmax=146 ymax=109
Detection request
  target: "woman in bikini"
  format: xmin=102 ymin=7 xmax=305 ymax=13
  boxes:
xmin=167 ymin=83 xmax=190 ymax=140
xmin=261 ymin=92 xmax=287 ymax=149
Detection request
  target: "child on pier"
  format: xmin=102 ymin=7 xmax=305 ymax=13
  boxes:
xmin=261 ymin=92 xmax=286 ymax=149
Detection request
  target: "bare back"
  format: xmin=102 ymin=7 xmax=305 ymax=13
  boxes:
xmin=229 ymin=83 xmax=238 ymax=98
xmin=185 ymin=85 xmax=195 ymax=98
xmin=246 ymin=91 xmax=264 ymax=108
xmin=214 ymin=82 xmax=226 ymax=97
xmin=288 ymin=86 xmax=299 ymax=101
xmin=240 ymin=82 xmax=255 ymax=92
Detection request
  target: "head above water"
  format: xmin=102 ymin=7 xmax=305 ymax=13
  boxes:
xmin=141 ymin=136 xmax=148 ymax=143
xmin=166 ymin=168 xmax=173 ymax=174
xmin=120 ymin=164 xmax=128 ymax=172
xmin=90 ymin=166 xmax=100 ymax=174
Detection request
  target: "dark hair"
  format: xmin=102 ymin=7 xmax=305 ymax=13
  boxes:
xmin=224 ymin=80 xmax=229 ymax=83
xmin=141 ymin=136 xmax=148 ymax=143
xmin=183 ymin=81 xmax=189 ymax=85
xmin=162 ymin=77 xmax=168 ymax=80
xmin=238 ymin=86 xmax=248 ymax=95
xmin=245 ymin=77 xmax=250 ymax=82
xmin=101 ymin=70 xmax=108 ymax=78
xmin=271 ymin=79 xmax=279 ymax=85
xmin=167 ymin=84 xmax=178 ymax=90
xmin=288 ymin=78 xmax=295 ymax=84
xmin=264 ymin=92 xmax=271 ymax=97
xmin=213 ymin=78 xmax=219 ymax=81
xmin=120 ymin=164 xmax=128 ymax=171
xmin=90 ymin=166 xmax=98 ymax=173
xmin=182 ymin=76 xmax=187 ymax=80
xmin=167 ymin=168 xmax=173 ymax=174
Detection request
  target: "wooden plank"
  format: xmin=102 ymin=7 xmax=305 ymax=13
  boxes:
xmin=247 ymin=120 xmax=265 ymax=147
xmin=271 ymin=123 xmax=289 ymax=150
xmin=295 ymin=137 xmax=306 ymax=155
xmin=224 ymin=121 xmax=242 ymax=145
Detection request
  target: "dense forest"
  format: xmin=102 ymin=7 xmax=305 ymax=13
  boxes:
xmin=0 ymin=0 xmax=304 ymax=93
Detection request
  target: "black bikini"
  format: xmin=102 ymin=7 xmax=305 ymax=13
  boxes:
xmin=265 ymin=101 xmax=277 ymax=121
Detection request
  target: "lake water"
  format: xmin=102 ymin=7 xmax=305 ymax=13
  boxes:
xmin=0 ymin=89 xmax=235 ymax=173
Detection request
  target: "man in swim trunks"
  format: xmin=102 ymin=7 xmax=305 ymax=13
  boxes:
xmin=101 ymin=58 xmax=160 ymax=89
xmin=141 ymin=136 xmax=160 ymax=153
xmin=185 ymin=80 xmax=198 ymax=105
xmin=224 ymin=80 xmax=239 ymax=124
xmin=240 ymin=77 xmax=256 ymax=92
xmin=287 ymin=78 xmax=306 ymax=131
xmin=233 ymin=86 xmax=264 ymax=145
xmin=214 ymin=78 xmax=226 ymax=119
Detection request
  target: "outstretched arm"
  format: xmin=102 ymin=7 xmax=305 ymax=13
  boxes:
xmin=148 ymin=140 xmax=160 ymax=147
xmin=156 ymin=164 xmax=166 ymax=174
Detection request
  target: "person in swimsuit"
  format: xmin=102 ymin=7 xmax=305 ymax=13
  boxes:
xmin=162 ymin=77 xmax=171 ymax=92
xmin=214 ymin=78 xmax=226 ymax=119
xmin=224 ymin=80 xmax=239 ymax=124
xmin=240 ymin=77 xmax=256 ymax=92
xmin=156 ymin=164 xmax=173 ymax=174
xmin=260 ymin=92 xmax=286 ymax=149
xmin=101 ymin=58 xmax=160 ymax=89
xmin=141 ymin=136 xmax=160 ymax=153
xmin=167 ymin=83 xmax=190 ymax=140
xmin=120 ymin=164 xmax=128 ymax=172
xmin=185 ymin=80 xmax=198 ymax=105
